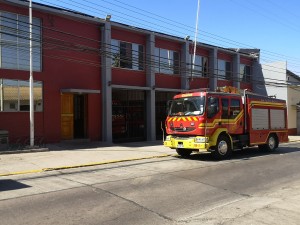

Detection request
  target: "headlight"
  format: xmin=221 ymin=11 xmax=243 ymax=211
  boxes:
xmin=166 ymin=136 xmax=171 ymax=141
xmin=194 ymin=137 xmax=209 ymax=143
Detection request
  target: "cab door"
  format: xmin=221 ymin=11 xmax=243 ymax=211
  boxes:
xmin=228 ymin=98 xmax=243 ymax=134
xmin=221 ymin=98 xmax=230 ymax=131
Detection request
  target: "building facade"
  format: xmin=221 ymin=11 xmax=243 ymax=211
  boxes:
xmin=257 ymin=61 xmax=300 ymax=135
xmin=0 ymin=0 xmax=258 ymax=144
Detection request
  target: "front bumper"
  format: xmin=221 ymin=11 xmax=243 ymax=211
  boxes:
xmin=164 ymin=136 xmax=210 ymax=151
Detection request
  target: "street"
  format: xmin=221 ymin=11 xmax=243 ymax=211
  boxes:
xmin=1 ymin=142 xmax=300 ymax=225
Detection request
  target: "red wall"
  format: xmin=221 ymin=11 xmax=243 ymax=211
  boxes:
xmin=112 ymin=68 xmax=146 ymax=86
xmin=155 ymin=38 xmax=181 ymax=51
xmin=240 ymin=57 xmax=253 ymax=65
xmin=0 ymin=3 xmax=102 ymax=143
xmin=155 ymin=38 xmax=182 ymax=89
xmin=217 ymin=80 xmax=233 ymax=87
xmin=112 ymin=28 xmax=146 ymax=45
xmin=0 ymin=3 xmax=258 ymax=144
xmin=156 ymin=74 xmax=181 ymax=89
xmin=111 ymin=28 xmax=147 ymax=86
xmin=189 ymin=45 xmax=209 ymax=57
xmin=189 ymin=78 xmax=209 ymax=89
xmin=240 ymin=83 xmax=252 ymax=91
xmin=218 ymin=51 xmax=233 ymax=61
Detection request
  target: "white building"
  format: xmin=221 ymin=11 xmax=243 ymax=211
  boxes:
xmin=257 ymin=61 xmax=300 ymax=135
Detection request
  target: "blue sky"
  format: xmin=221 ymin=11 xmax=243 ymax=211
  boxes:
xmin=35 ymin=0 xmax=300 ymax=74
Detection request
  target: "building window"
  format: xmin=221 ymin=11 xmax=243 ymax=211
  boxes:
xmin=240 ymin=64 xmax=251 ymax=82
xmin=190 ymin=54 xmax=208 ymax=77
xmin=217 ymin=59 xmax=232 ymax=80
xmin=155 ymin=48 xmax=180 ymax=74
xmin=0 ymin=11 xmax=41 ymax=71
xmin=111 ymin=39 xmax=144 ymax=70
xmin=0 ymin=79 xmax=43 ymax=112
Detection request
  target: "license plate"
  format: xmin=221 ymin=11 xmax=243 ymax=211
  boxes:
xmin=177 ymin=143 xmax=184 ymax=148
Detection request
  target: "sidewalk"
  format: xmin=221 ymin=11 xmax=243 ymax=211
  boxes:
xmin=0 ymin=140 xmax=174 ymax=177
xmin=1 ymin=136 xmax=300 ymax=177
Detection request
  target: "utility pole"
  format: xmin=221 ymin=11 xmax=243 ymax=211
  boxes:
xmin=29 ymin=0 xmax=34 ymax=147
xmin=192 ymin=0 xmax=201 ymax=81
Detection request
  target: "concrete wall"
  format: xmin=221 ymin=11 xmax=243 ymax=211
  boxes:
xmin=287 ymin=75 xmax=300 ymax=134
xmin=261 ymin=61 xmax=287 ymax=100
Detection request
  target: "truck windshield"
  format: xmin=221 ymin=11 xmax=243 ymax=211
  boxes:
xmin=168 ymin=96 xmax=205 ymax=116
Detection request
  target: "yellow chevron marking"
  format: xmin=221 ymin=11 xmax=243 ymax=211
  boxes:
xmin=187 ymin=117 xmax=192 ymax=121
xmin=193 ymin=117 xmax=198 ymax=121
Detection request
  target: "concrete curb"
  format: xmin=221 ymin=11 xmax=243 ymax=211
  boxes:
xmin=288 ymin=140 xmax=300 ymax=143
xmin=0 ymin=148 xmax=49 ymax=155
xmin=0 ymin=153 xmax=173 ymax=177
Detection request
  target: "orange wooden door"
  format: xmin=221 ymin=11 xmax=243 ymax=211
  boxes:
xmin=61 ymin=93 xmax=74 ymax=140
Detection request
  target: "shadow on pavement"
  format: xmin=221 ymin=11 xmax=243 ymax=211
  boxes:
xmin=175 ymin=145 xmax=300 ymax=162
xmin=0 ymin=179 xmax=31 ymax=192
xmin=46 ymin=141 xmax=163 ymax=151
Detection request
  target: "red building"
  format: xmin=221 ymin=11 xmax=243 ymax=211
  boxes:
xmin=0 ymin=0 xmax=257 ymax=144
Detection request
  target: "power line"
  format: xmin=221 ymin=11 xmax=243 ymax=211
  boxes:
xmin=51 ymin=0 xmax=300 ymax=65
xmin=1 ymin=14 xmax=297 ymax=78
xmin=18 ymin=0 xmax=298 ymax=72
xmin=0 ymin=24 xmax=298 ymax=87
xmin=1 ymin=8 xmax=298 ymax=87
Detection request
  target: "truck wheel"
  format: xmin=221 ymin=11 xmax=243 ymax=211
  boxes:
xmin=259 ymin=135 xmax=278 ymax=152
xmin=176 ymin=148 xmax=192 ymax=157
xmin=212 ymin=135 xmax=232 ymax=160
xmin=265 ymin=135 xmax=278 ymax=152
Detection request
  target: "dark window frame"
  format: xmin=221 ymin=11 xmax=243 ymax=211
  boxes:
xmin=154 ymin=47 xmax=180 ymax=75
xmin=111 ymin=39 xmax=144 ymax=71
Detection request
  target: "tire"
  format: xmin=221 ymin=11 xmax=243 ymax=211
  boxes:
xmin=265 ymin=134 xmax=278 ymax=152
xmin=212 ymin=135 xmax=232 ymax=160
xmin=176 ymin=148 xmax=192 ymax=157
xmin=258 ymin=135 xmax=278 ymax=152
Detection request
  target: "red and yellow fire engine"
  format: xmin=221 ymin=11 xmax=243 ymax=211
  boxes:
xmin=164 ymin=86 xmax=289 ymax=159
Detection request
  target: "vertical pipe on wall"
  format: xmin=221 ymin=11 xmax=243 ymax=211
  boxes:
xmin=101 ymin=22 xmax=112 ymax=142
xmin=209 ymin=48 xmax=218 ymax=91
xmin=233 ymin=54 xmax=240 ymax=89
xmin=146 ymin=32 xmax=156 ymax=141
xmin=181 ymin=40 xmax=190 ymax=90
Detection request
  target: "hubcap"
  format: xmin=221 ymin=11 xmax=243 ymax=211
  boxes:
xmin=218 ymin=140 xmax=228 ymax=155
xmin=268 ymin=137 xmax=275 ymax=149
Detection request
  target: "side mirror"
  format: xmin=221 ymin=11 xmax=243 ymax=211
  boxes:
xmin=166 ymin=100 xmax=173 ymax=115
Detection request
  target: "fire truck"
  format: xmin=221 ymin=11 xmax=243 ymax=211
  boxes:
xmin=164 ymin=86 xmax=289 ymax=159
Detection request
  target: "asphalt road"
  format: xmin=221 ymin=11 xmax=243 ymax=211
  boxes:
xmin=1 ymin=142 xmax=300 ymax=225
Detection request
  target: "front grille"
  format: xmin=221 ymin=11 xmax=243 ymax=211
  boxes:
xmin=171 ymin=127 xmax=196 ymax=132
xmin=174 ymin=136 xmax=194 ymax=140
